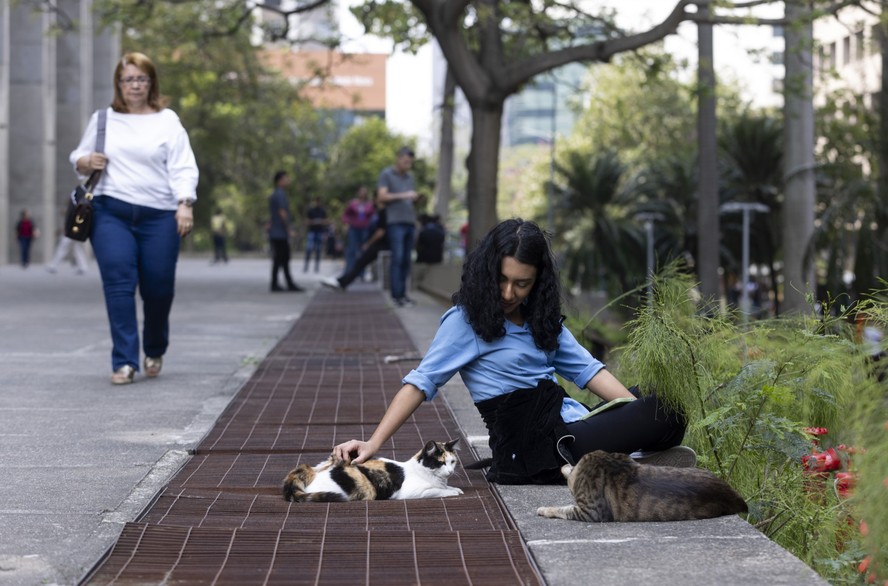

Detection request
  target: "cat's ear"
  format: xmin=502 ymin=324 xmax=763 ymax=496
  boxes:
xmin=423 ymin=440 xmax=440 ymax=457
xmin=444 ymin=438 xmax=460 ymax=452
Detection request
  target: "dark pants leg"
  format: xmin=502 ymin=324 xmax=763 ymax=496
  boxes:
xmin=338 ymin=240 xmax=385 ymax=288
xmin=386 ymin=222 xmax=415 ymax=300
xmin=270 ymin=238 xmax=294 ymax=287
xmin=212 ymin=235 xmax=227 ymax=262
xmin=565 ymin=390 xmax=686 ymax=459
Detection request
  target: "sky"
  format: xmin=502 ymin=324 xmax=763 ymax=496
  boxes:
xmin=334 ymin=0 xmax=784 ymax=151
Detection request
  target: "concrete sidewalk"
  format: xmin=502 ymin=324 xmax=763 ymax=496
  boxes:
xmin=0 ymin=256 xmax=826 ymax=585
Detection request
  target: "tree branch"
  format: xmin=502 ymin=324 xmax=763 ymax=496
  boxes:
xmin=503 ymin=0 xmax=694 ymax=91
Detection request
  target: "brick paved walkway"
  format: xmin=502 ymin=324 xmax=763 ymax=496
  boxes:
xmin=81 ymin=291 xmax=543 ymax=585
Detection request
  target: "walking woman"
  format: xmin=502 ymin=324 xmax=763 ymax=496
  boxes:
xmin=334 ymin=219 xmax=694 ymax=482
xmin=69 ymin=52 xmax=198 ymax=385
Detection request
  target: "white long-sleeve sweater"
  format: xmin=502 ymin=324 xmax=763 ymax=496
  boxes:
xmin=69 ymin=107 xmax=198 ymax=210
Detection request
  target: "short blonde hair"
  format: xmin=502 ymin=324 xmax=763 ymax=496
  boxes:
xmin=111 ymin=52 xmax=169 ymax=113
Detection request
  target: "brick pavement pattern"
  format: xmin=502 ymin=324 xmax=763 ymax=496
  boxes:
xmin=81 ymin=291 xmax=543 ymax=585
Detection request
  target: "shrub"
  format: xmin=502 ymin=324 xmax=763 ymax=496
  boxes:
xmin=594 ymin=267 xmax=886 ymax=584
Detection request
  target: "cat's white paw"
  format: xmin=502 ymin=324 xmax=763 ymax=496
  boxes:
xmin=537 ymin=506 xmax=552 ymax=517
xmin=449 ymin=487 xmax=464 ymax=496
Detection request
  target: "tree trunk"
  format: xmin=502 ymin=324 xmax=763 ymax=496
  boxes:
xmin=465 ymin=102 xmax=503 ymax=251
xmin=782 ymin=2 xmax=816 ymax=314
xmin=696 ymin=5 xmax=720 ymax=305
xmin=877 ymin=18 xmax=888 ymax=283
xmin=434 ymin=66 xmax=456 ymax=225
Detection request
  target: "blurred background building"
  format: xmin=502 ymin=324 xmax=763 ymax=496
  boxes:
xmin=0 ymin=1 xmax=118 ymax=266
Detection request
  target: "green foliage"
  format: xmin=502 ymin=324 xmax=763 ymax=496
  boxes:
xmin=550 ymin=149 xmax=645 ymax=295
xmin=607 ymin=265 xmax=885 ymax=583
xmin=846 ymin=296 xmax=888 ymax=583
xmin=814 ymin=89 xmax=886 ymax=301
xmin=567 ymin=55 xmax=697 ymax=168
xmin=323 ymin=118 xmax=433 ymax=206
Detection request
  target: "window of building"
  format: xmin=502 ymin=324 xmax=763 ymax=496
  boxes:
xmin=870 ymin=25 xmax=882 ymax=55
xmin=843 ymin=35 xmax=851 ymax=65
xmin=855 ymin=29 xmax=866 ymax=61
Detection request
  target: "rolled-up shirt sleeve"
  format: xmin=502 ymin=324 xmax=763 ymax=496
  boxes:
xmin=552 ymin=326 xmax=605 ymax=389
xmin=403 ymin=308 xmax=480 ymax=401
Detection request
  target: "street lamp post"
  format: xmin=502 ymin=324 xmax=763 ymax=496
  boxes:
xmin=634 ymin=212 xmax=664 ymax=304
xmin=720 ymin=202 xmax=770 ymax=323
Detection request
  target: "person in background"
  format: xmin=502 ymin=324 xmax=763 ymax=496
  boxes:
xmin=268 ymin=171 xmax=303 ymax=293
xmin=333 ymin=219 xmax=695 ymax=483
xmin=412 ymin=212 xmax=446 ymax=291
xmin=341 ymin=185 xmax=375 ymax=277
xmin=304 ymin=196 xmax=328 ymax=273
xmin=15 ymin=209 xmax=38 ymax=268
xmin=47 ymin=237 xmax=89 ymax=275
xmin=210 ymin=207 xmax=231 ymax=264
xmin=377 ymin=146 xmax=418 ymax=307
xmin=322 ymin=191 xmax=388 ymax=291
xmin=69 ymin=51 xmax=198 ymax=385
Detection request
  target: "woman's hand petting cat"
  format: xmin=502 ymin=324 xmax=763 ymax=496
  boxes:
xmin=333 ymin=439 xmax=377 ymax=464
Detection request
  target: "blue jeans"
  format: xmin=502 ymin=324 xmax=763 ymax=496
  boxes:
xmin=304 ymin=231 xmax=325 ymax=272
xmin=91 ymin=196 xmax=180 ymax=371
xmin=386 ymin=222 xmax=415 ymax=300
xmin=18 ymin=237 xmax=32 ymax=267
xmin=344 ymin=226 xmax=370 ymax=275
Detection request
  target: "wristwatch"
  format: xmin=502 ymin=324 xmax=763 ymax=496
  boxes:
xmin=178 ymin=199 xmax=194 ymax=208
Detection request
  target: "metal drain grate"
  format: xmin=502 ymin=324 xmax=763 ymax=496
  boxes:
xmin=81 ymin=291 xmax=542 ymax=585
xmin=87 ymin=524 xmax=540 ymax=585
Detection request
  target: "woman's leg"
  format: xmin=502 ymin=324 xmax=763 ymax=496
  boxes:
xmin=565 ymin=391 xmax=686 ymax=459
xmin=137 ymin=206 xmax=179 ymax=360
xmin=90 ymin=198 xmax=141 ymax=371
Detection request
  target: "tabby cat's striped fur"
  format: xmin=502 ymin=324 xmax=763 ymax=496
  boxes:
xmin=537 ymin=450 xmax=747 ymax=522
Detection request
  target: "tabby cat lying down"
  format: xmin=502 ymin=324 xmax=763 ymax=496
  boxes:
xmin=283 ymin=439 xmax=463 ymax=502
xmin=537 ymin=450 xmax=748 ymax=522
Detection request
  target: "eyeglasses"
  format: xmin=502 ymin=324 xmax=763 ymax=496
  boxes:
xmin=120 ymin=76 xmax=151 ymax=85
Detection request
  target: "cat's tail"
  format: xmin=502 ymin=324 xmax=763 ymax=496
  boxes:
xmin=463 ymin=457 xmax=492 ymax=470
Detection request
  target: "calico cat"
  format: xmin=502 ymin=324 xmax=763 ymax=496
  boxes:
xmin=283 ymin=439 xmax=463 ymax=502
xmin=537 ymin=450 xmax=747 ymax=522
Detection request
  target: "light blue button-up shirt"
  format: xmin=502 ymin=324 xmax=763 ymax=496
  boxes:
xmin=403 ymin=306 xmax=605 ymax=423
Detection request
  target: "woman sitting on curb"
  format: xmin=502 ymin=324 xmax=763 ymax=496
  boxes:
xmin=334 ymin=219 xmax=695 ymax=483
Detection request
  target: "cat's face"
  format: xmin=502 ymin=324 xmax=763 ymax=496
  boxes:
xmin=417 ymin=439 xmax=459 ymax=478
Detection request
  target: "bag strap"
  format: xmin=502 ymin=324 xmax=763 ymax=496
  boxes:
xmin=84 ymin=109 xmax=108 ymax=193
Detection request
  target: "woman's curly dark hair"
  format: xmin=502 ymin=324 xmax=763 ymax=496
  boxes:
xmin=452 ymin=219 xmax=562 ymax=352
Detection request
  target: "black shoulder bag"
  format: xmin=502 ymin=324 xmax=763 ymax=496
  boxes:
xmin=65 ymin=109 xmax=107 ymax=241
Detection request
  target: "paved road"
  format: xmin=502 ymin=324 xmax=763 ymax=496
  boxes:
xmin=0 ymin=256 xmax=828 ymax=585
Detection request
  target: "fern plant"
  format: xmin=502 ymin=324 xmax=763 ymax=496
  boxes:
xmin=592 ymin=266 xmax=885 ymax=584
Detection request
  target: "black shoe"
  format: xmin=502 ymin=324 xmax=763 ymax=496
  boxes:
xmin=271 ymin=284 xmax=284 ymax=292
xmin=287 ymin=284 xmax=304 ymax=292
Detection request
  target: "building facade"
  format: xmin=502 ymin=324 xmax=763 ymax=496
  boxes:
xmin=261 ymin=48 xmax=387 ymax=140
xmin=1 ymin=1 xmax=118 ymax=266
